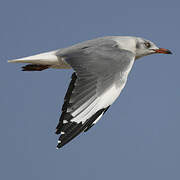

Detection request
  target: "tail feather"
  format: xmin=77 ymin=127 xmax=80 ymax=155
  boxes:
xmin=8 ymin=50 xmax=58 ymax=65
xmin=8 ymin=50 xmax=72 ymax=69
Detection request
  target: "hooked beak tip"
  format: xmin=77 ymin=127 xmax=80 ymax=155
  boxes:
xmin=164 ymin=49 xmax=173 ymax=54
xmin=153 ymin=48 xmax=172 ymax=55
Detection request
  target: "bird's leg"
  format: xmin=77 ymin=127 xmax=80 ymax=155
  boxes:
xmin=21 ymin=64 xmax=50 ymax=71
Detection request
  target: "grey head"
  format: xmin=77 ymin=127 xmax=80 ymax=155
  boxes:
xmin=134 ymin=37 xmax=172 ymax=59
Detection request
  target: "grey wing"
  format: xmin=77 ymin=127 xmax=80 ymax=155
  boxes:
xmin=55 ymin=39 xmax=135 ymax=149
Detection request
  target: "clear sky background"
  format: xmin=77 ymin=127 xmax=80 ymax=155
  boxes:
xmin=0 ymin=0 xmax=179 ymax=180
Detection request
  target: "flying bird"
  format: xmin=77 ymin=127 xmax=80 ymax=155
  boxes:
xmin=8 ymin=36 xmax=172 ymax=149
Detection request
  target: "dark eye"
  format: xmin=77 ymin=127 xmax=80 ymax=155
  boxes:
xmin=144 ymin=42 xmax=151 ymax=48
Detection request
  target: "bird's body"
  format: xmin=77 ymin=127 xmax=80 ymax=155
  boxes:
xmin=8 ymin=36 xmax=172 ymax=149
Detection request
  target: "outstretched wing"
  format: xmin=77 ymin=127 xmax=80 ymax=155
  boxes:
xmin=55 ymin=38 xmax=135 ymax=149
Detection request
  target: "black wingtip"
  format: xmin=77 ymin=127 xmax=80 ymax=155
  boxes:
xmin=55 ymin=106 xmax=111 ymax=149
xmin=56 ymin=141 xmax=62 ymax=149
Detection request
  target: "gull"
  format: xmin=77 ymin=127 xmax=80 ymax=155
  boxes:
xmin=8 ymin=36 xmax=172 ymax=149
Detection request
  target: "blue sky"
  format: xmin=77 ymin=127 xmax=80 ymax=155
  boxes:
xmin=0 ymin=0 xmax=180 ymax=180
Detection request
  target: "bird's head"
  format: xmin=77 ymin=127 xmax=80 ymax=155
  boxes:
xmin=135 ymin=37 xmax=172 ymax=59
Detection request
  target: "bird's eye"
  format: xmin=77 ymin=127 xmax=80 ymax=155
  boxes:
xmin=144 ymin=42 xmax=151 ymax=48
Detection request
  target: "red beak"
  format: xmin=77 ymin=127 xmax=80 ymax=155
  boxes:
xmin=153 ymin=48 xmax=172 ymax=54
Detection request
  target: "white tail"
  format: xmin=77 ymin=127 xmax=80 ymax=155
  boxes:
xmin=8 ymin=50 xmax=72 ymax=69
xmin=8 ymin=50 xmax=59 ymax=65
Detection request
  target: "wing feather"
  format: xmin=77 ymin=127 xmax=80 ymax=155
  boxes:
xmin=55 ymin=38 xmax=135 ymax=148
